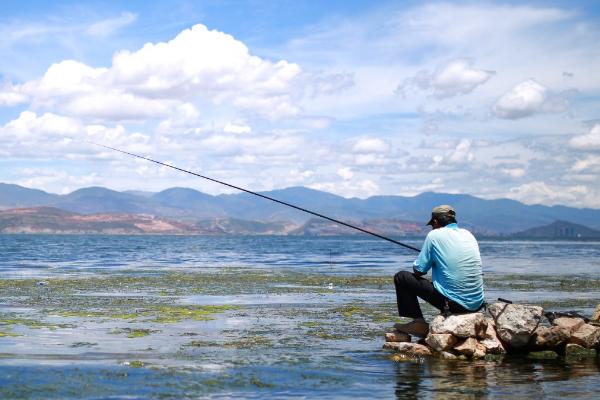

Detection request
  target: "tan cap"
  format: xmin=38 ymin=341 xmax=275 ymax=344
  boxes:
xmin=426 ymin=205 xmax=456 ymax=225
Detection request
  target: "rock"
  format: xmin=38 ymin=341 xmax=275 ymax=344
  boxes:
xmin=570 ymin=323 xmax=600 ymax=349
xmin=430 ymin=313 xmax=487 ymax=338
xmin=454 ymin=337 xmax=486 ymax=358
xmin=591 ymin=304 xmax=600 ymax=322
xmin=385 ymin=331 xmax=411 ymax=343
xmin=553 ymin=317 xmax=585 ymax=334
xmin=533 ymin=325 xmax=570 ymax=349
xmin=425 ymin=333 xmax=458 ymax=352
xmin=565 ymin=343 xmax=597 ymax=358
xmin=383 ymin=341 xmax=432 ymax=357
xmin=527 ymin=350 xmax=559 ymax=360
xmin=487 ymin=302 xmax=543 ymax=349
xmin=438 ymin=351 xmax=458 ymax=360
xmin=480 ymin=317 xmax=496 ymax=340
xmin=480 ymin=337 xmax=506 ymax=354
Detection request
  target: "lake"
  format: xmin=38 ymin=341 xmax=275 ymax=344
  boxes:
xmin=1 ymin=235 xmax=599 ymax=399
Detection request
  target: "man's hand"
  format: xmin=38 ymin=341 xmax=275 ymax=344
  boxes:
xmin=412 ymin=267 xmax=426 ymax=277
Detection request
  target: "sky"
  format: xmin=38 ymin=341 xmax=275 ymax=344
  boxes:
xmin=0 ymin=1 xmax=599 ymax=208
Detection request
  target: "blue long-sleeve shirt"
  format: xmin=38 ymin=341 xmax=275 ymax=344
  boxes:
xmin=413 ymin=223 xmax=484 ymax=311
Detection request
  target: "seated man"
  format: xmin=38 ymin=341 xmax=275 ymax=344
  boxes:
xmin=394 ymin=205 xmax=484 ymax=337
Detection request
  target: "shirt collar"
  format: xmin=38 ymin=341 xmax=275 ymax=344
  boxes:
xmin=446 ymin=223 xmax=459 ymax=229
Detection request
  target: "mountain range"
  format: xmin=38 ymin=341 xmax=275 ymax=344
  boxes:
xmin=1 ymin=183 xmax=600 ymax=235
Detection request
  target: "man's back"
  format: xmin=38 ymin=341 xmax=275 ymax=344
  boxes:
xmin=414 ymin=223 xmax=484 ymax=310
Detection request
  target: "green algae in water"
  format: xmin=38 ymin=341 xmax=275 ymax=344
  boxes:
xmin=0 ymin=331 xmax=21 ymax=337
xmin=151 ymin=305 xmax=240 ymax=323
xmin=0 ymin=315 xmax=73 ymax=330
xmin=110 ymin=328 xmax=160 ymax=338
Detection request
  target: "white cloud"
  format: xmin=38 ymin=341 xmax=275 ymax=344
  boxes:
xmin=223 ymin=122 xmax=252 ymax=134
xmin=569 ymin=124 xmax=600 ymax=150
xmin=507 ymin=181 xmax=591 ymax=206
xmin=493 ymin=79 xmax=547 ymax=119
xmin=492 ymin=79 xmax=572 ymax=120
xmin=337 ymin=167 xmax=353 ymax=180
xmin=501 ymin=168 xmax=526 ymax=178
xmin=4 ymin=24 xmax=305 ymax=121
xmin=398 ymin=59 xmax=495 ymax=98
xmin=571 ymin=155 xmax=600 ymax=172
xmin=87 ymin=12 xmax=137 ymax=37
xmin=352 ymin=137 xmax=389 ymax=154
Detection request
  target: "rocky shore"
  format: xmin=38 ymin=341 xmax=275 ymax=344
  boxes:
xmin=384 ymin=302 xmax=600 ymax=361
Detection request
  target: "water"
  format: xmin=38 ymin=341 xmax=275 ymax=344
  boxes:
xmin=0 ymin=235 xmax=599 ymax=399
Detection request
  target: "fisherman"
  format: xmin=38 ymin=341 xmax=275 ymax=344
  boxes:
xmin=393 ymin=205 xmax=484 ymax=337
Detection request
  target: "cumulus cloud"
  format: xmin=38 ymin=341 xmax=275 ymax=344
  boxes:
xmin=493 ymin=79 xmax=572 ymax=119
xmin=3 ymin=24 xmax=304 ymax=121
xmin=397 ymin=59 xmax=495 ymax=98
xmin=571 ymin=155 xmax=600 ymax=172
xmin=569 ymin=124 xmax=600 ymax=150
xmin=337 ymin=167 xmax=353 ymax=180
xmin=223 ymin=122 xmax=252 ymax=134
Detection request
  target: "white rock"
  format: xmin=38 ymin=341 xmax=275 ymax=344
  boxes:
xmin=430 ymin=313 xmax=487 ymax=338
xmin=383 ymin=341 xmax=432 ymax=357
xmin=487 ymin=302 xmax=543 ymax=349
xmin=385 ymin=331 xmax=411 ymax=343
xmin=425 ymin=333 xmax=458 ymax=352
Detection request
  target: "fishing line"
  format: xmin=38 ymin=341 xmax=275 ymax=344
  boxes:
xmin=88 ymin=142 xmax=421 ymax=252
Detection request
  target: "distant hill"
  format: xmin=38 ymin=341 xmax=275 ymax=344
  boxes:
xmin=511 ymin=220 xmax=600 ymax=239
xmin=290 ymin=217 xmax=428 ymax=236
xmin=1 ymin=183 xmax=600 ymax=234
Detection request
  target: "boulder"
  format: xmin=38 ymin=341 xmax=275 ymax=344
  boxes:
xmin=478 ymin=317 xmax=505 ymax=354
xmin=385 ymin=331 xmax=411 ymax=343
xmin=453 ymin=337 xmax=486 ymax=358
xmin=430 ymin=313 xmax=487 ymax=338
xmin=570 ymin=324 xmax=600 ymax=349
xmin=480 ymin=317 xmax=497 ymax=340
xmin=487 ymin=302 xmax=543 ymax=349
xmin=553 ymin=317 xmax=585 ymax=334
xmin=425 ymin=333 xmax=458 ymax=352
xmin=383 ymin=341 xmax=432 ymax=357
xmin=533 ymin=326 xmax=570 ymax=349
xmin=591 ymin=304 xmax=600 ymax=322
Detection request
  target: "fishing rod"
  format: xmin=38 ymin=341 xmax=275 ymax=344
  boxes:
xmin=89 ymin=142 xmax=421 ymax=252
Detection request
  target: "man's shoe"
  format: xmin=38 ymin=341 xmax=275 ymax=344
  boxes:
xmin=394 ymin=320 xmax=430 ymax=338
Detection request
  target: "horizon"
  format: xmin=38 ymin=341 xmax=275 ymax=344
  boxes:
xmin=1 ymin=1 xmax=599 ymax=208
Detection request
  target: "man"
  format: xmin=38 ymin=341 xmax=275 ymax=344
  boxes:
xmin=393 ymin=205 xmax=484 ymax=337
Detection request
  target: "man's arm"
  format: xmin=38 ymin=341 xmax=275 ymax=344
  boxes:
xmin=412 ymin=234 xmax=433 ymax=276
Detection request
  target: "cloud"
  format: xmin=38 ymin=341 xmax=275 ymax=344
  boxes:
xmin=87 ymin=12 xmax=137 ymax=37
xmin=500 ymin=168 xmax=526 ymax=178
xmin=492 ymin=79 xmax=572 ymax=119
xmin=351 ymin=137 xmax=389 ymax=154
xmin=571 ymin=155 xmax=600 ymax=172
xmin=569 ymin=124 xmax=600 ymax=150
xmin=223 ymin=122 xmax=251 ymax=134
xmin=507 ymin=181 xmax=590 ymax=206
xmin=398 ymin=59 xmax=495 ymax=98
xmin=337 ymin=167 xmax=353 ymax=180
xmin=3 ymin=24 xmax=305 ymax=120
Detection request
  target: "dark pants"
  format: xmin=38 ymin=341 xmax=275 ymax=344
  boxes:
xmin=394 ymin=270 xmax=469 ymax=319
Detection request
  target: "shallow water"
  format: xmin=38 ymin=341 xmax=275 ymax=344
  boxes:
xmin=0 ymin=235 xmax=599 ymax=399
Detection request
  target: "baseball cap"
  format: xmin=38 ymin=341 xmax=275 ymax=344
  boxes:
xmin=426 ymin=205 xmax=456 ymax=225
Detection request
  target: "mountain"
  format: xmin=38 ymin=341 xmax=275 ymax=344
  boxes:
xmin=1 ymin=183 xmax=600 ymax=234
xmin=0 ymin=183 xmax=59 ymax=209
xmin=0 ymin=207 xmax=201 ymax=234
xmin=511 ymin=220 xmax=600 ymax=239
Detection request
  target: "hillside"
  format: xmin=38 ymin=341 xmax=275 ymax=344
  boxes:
xmin=511 ymin=220 xmax=600 ymax=239
xmin=1 ymin=183 xmax=600 ymax=234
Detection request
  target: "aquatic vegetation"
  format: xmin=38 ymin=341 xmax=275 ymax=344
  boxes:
xmin=151 ymin=305 xmax=240 ymax=323
xmin=0 ymin=331 xmax=21 ymax=337
xmin=124 ymin=360 xmax=147 ymax=368
xmin=0 ymin=314 xmax=72 ymax=330
xmin=110 ymin=328 xmax=160 ymax=338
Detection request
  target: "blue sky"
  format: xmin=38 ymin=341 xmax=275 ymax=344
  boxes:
xmin=1 ymin=1 xmax=599 ymax=208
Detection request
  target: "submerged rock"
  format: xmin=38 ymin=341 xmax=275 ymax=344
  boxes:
xmin=488 ymin=302 xmax=543 ymax=349
xmin=383 ymin=341 xmax=432 ymax=357
xmin=430 ymin=313 xmax=487 ymax=338
xmin=385 ymin=331 xmax=411 ymax=343
xmin=565 ymin=343 xmax=597 ymax=358
xmin=453 ymin=337 xmax=486 ymax=358
xmin=527 ymin=350 xmax=559 ymax=360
